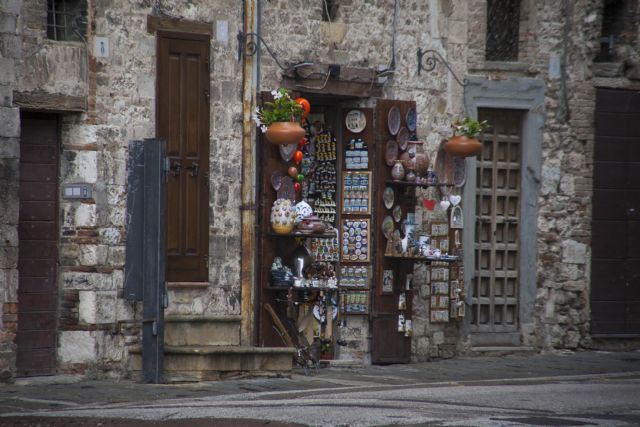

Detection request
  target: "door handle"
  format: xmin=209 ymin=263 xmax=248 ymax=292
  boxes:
xmin=187 ymin=161 xmax=199 ymax=177
xmin=170 ymin=160 xmax=181 ymax=177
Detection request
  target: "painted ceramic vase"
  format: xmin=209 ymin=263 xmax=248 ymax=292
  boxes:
xmin=405 ymin=168 xmax=417 ymax=183
xmin=295 ymin=200 xmax=313 ymax=224
xmin=270 ymin=198 xmax=296 ymax=234
xmin=391 ymin=160 xmax=405 ymax=181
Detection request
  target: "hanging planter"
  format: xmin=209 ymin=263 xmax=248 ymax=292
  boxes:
xmin=265 ymin=121 xmax=306 ymax=145
xmin=254 ymin=88 xmax=308 ymax=146
xmin=444 ymin=116 xmax=490 ymax=158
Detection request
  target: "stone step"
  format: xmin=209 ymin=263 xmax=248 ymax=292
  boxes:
xmin=164 ymin=315 xmax=241 ymax=347
xmin=129 ymin=345 xmax=295 ymax=382
xmin=468 ymin=346 xmax=537 ymax=357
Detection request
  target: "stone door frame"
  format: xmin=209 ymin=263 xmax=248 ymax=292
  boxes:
xmin=462 ymin=77 xmax=545 ymax=344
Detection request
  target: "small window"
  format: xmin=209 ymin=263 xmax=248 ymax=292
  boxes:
xmin=485 ymin=0 xmax=520 ymax=61
xmin=47 ymin=0 xmax=87 ymax=41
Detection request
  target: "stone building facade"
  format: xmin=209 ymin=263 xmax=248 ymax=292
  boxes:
xmin=0 ymin=0 xmax=638 ymax=381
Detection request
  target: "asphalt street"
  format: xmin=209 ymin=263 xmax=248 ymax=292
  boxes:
xmin=0 ymin=350 xmax=639 ymax=426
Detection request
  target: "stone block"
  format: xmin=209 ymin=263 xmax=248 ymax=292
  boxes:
xmin=0 ymin=137 xmax=18 ymax=158
xmin=0 ymin=247 xmax=17 ymax=269
xmin=0 ymin=107 xmax=19 ymax=138
xmin=432 ymin=331 xmax=445 ymax=345
xmin=78 ymin=244 xmax=108 ymax=266
xmin=62 ymin=271 xmax=113 ymax=290
xmin=75 ymin=203 xmax=98 ymax=227
xmin=562 ymin=240 xmax=586 ymax=264
xmin=59 ymin=331 xmax=95 ymax=363
xmin=78 ymin=290 xmax=97 ymax=324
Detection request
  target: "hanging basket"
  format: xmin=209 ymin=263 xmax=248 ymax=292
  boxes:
xmin=265 ymin=121 xmax=306 ymax=145
xmin=444 ymin=135 xmax=483 ymax=157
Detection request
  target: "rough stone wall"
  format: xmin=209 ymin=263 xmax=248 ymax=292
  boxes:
xmin=0 ymin=0 xmax=22 ymax=382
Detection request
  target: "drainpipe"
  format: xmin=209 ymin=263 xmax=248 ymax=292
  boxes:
xmin=240 ymin=0 xmax=258 ymax=347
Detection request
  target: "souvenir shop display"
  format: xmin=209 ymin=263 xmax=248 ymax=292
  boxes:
xmin=339 ymin=265 xmax=371 ymax=288
xmin=340 ymin=291 xmax=368 ymax=314
xmin=342 ymin=172 xmax=371 ymax=214
xmin=341 ymin=219 xmax=370 ymax=262
xmin=345 ymin=138 xmax=369 ymax=170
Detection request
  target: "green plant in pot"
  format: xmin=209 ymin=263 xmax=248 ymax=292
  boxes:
xmin=253 ymin=88 xmax=306 ymax=145
xmin=444 ymin=116 xmax=491 ymax=157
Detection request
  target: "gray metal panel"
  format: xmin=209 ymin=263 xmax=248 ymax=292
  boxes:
xmin=124 ymin=140 xmax=145 ymax=301
xmin=462 ymin=77 xmax=545 ymax=340
xmin=142 ymin=138 xmax=167 ymax=384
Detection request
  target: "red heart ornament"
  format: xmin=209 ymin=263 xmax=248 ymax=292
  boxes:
xmin=423 ymin=199 xmax=436 ymax=211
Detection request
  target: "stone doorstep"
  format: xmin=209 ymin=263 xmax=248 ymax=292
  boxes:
xmin=129 ymin=345 xmax=295 ymax=381
xmin=468 ymin=346 xmax=537 ymax=356
xmin=164 ymin=315 xmax=241 ymax=347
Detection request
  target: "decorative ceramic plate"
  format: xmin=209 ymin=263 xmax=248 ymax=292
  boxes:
xmin=277 ymin=176 xmax=296 ymax=201
xmin=392 ymin=205 xmax=402 ymax=223
xmin=345 ymin=110 xmax=366 ymax=133
xmin=279 ymin=143 xmax=296 ymax=162
xmin=434 ymin=140 xmax=454 ymax=185
xmin=406 ymin=107 xmax=417 ymax=132
xmin=382 ymin=216 xmax=394 ymax=239
xmin=313 ymin=299 xmax=338 ymax=322
xmin=271 ymin=170 xmax=283 ymax=192
xmin=383 ymin=187 xmax=395 ymax=210
xmin=397 ymin=127 xmax=410 ymax=151
xmin=387 ymin=106 xmax=401 ymax=136
xmin=453 ymin=156 xmax=466 ymax=187
xmin=385 ymin=140 xmax=399 ymax=167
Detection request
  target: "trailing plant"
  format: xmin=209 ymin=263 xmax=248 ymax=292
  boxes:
xmin=253 ymin=88 xmax=304 ymax=133
xmin=451 ymin=116 xmax=491 ymax=138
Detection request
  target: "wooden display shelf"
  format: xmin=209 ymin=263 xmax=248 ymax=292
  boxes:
xmin=264 ymin=286 xmax=339 ymax=292
xmin=264 ymin=231 xmax=338 ymax=238
xmin=383 ymin=255 xmax=459 ymax=262
xmin=385 ymin=180 xmax=452 ymax=187
xmin=341 ymin=310 xmax=369 ymax=315
xmin=338 ymin=286 xmax=371 ymax=290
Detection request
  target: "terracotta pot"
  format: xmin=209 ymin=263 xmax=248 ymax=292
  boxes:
xmin=444 ymin=135 xmax=483 ymax=157
xmin=265 ymin=121 xmax=306 ymax=145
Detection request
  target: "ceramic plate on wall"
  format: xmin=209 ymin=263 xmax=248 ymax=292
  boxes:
xmin=271 ymin=170 xmax=283 ymax=191
xmin=387 ymin=106 xmax=401 ymax=136
xmin=453 ymin=156 xmax=466 ymax=187
xmin=397 ymin=127 xmax=410 ymax=151
xmin=382 ymin=216 xmax=394 ymax=239
xmin=345 ymin=110 xmax=366 ymax=133
xmin=279 ymin=143 xmax=296 ymax=162
xmin=383 ymin=187 xmax=394 ymax=210
xmin=385 ymin=140 xmax=399 ymax=166
xmin=392 ymin=205 xmax=402 ymax=222
xmin=406 ymin=107 xmax=417 ymax=132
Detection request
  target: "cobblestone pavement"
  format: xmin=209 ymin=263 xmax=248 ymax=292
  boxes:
xmin=0 ymin=350 xmax=639 ymax=426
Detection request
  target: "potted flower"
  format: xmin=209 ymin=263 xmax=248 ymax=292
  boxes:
xmin=253 ymin=88 xmax=306 ymax=145
xmin=444 ymin=116 xmax=491 ymax=157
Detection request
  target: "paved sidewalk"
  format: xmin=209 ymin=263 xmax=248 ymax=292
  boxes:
xmin=1 ymin=350 xmax=639 ymax=414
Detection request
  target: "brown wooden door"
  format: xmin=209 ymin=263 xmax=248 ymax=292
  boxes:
xmin=591 ymin=88 xmax=640 ymax=336
xmin=470 ymin=109 xmax=524 ymax=346
xmin=157 ymin=32 xmax=210 ymax=283
xmin=17 ymin=113 xmax=59 ymax=376
xmin=371 ymin=99 xmax=415 ymax=364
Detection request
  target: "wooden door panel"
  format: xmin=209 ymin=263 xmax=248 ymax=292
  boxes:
xmin=158 ymin=33 xmax=210 ymax=282
xmin=592 ymin=88 xmax=640 ymax=336
xmin=471 ymin=109 xmax=524 ymax=344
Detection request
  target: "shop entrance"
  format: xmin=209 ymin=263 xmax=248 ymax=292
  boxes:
xmin=591 ymin=88 xmax=640 ymax=336
xmin=16 ymin=113 xmax=60 ymax=376
xmin=156 ymin=31 xmax=210 ymax=283
xmin=470 ymin=108 xmax=525 ymax=346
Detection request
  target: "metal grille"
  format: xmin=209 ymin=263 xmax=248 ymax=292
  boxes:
xmin=47 ymin=0 xmax=87 ymax=41
xmin=471 ymin=109 xmax=524 ymax=340
xmin=485 ymin=0 xmax=520 ymax=61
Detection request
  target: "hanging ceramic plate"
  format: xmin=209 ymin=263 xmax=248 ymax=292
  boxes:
xmin=345 ymin=110 xmax=366 ymax=133
xmin=453 ymin=156 xmax=466 ymax=187
xmin=385 ymin=139 xmax=399 ymax=167
xmin=382 ymin=215 xmax=394 ymax=239
xmin=387 ymin=106 xmax=401 ymax=136
xmin=383 ymin=187 xmax=395 ymax=210
xmin=279 ymin=143 xmax=296 ymax=162
xmin=313 ymin=299 xmax=338 ymax=322
xmin=271 ymin=170 xmax=283 ymax=192
xmin=397 ymin=127 xmax=410 ymax=151
xmin=277 ymin=176 xmax=296 ymax=202
xmin=434 ymin=140 xmax=454 ymax=185
xmin=392 ymin=205 xmax=402 ymax=223
xmin=406 ymin=107 xmax=417 ymax=132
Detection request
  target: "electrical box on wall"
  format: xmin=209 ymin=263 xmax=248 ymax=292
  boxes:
xmin=63 ymin=184 xmax=93 ymax=199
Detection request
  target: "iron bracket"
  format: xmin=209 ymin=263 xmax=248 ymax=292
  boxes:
xmin=417 ymin=48 xmax=466 ymax=87
xmin=238 ymin=31 xmax=289 ymax=71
